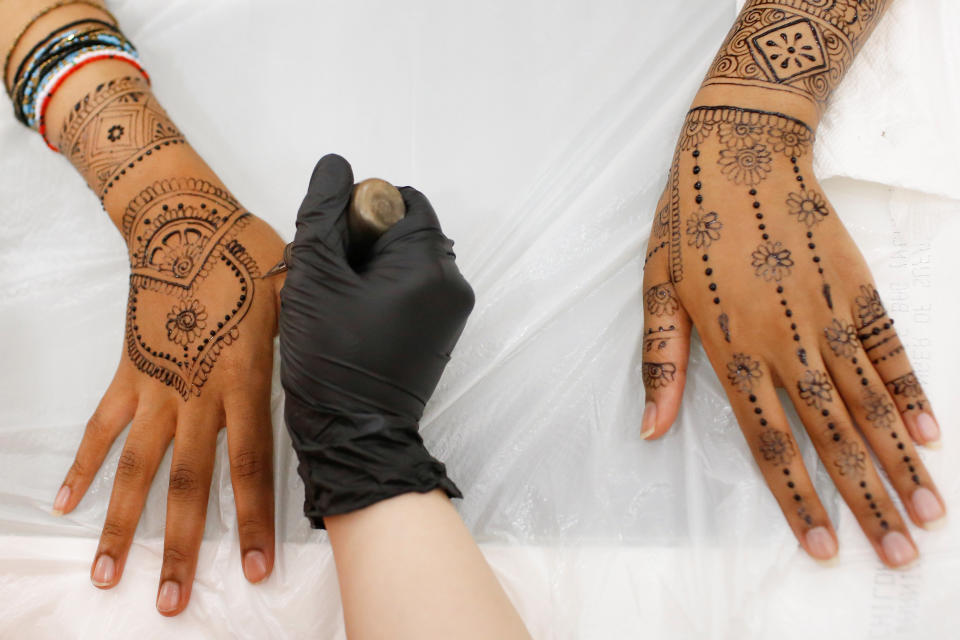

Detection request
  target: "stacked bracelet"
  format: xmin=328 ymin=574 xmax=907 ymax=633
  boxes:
xmin=2 ymin=0 xmax=119 ymax=93
xmin=8 ymin=18 xmax=148 ymax=150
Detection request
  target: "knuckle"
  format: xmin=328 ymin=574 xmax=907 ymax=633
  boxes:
xmin=85 ymin=410 xmax=113 ymax=443
xmin=238 ymin=516 xmax=269 ymax=540
xmin=168 ymin=464 xmax=200 ymax=498
xmin=231 ymin=449 xmax=263 ymax=480
xmin=162 ymin=546 xmax=190 ymax=566
xmin=115 ymin=449 xmax=144 ymax=482
xmin=69 ymin=457 xmax=88 ymax=480
xmin=100 ymin=519 xmax=127 ymax=541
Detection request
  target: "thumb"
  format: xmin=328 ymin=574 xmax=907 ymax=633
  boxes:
xmin=293 ymin=154 xmax=355 ymax=256
xmin=640 ymin=206 xmax=692 ymax=440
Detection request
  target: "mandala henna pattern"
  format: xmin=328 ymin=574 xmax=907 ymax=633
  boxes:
xmin=125 ymin=178 xmax=261 ymax=399
xmin=60 ymin=76 xmax=185 ymax=201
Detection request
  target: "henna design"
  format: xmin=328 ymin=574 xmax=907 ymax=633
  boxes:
xmin=644 ymin=325 xmax=676 ymax=353
xmin=166 ymin=298 xmax=207 ymax=346
xmin=125 ymin=178 xmax=260 ymax=400
xmin=822 ymin=283 xmax=833 ymax=310
xmin=727 ymin=353 xmax=762 ymax=393
xmin=854 ymin=284 xmax=886 ymax=329
xmin=834 ymin=440 xmax=866 ymax=477
xmin=704 ymin=0 xmax=891 ymax=106
xmin=797 ymin=348 xmax=808 ymax=365
xmin=759 ymin=429 xmax=796 ymax=466
xmin=644 ymin=283 xmax=679 ymax=317
xmin=862 ymin=386 xmax=896 ymax=429
xmin=797 ymin=369 xmax=833 ymax=409
xmin=719 ymin=313 xmax=731 ymax=343
xmin=686 ymin=209 xmax=723 ymax=249
xmin=60 ymin=76 xmax=185 ymax=200
xmin=718 ymin=121 xmax=766 ymax=149
xmin=824 ymin=318 xmax=858 ymax=359
xmin=751 ymin=241 xmax=794 ymax=281
xmin=885 ymin=372 xmax=921 ymax=399
xmin=642 ymin=362 xmax=677 ymax=389
xmin=718 ymin=144 xmax=773 ymax=185
xmin=787 ymin=188 xmax=829 ymax=227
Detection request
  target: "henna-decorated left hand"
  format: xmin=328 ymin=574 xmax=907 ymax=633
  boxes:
xmin=640 ymin=105 xmax=946 ymax=568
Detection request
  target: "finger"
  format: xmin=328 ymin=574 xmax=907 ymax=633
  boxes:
xmin=716 ymin=350 xmax=838 ymax=561
xmin=91 ymin=406 xmax=175 ymax=589
xmin=157 ymin=408 xmax=221 ymax=616
xmin=293 ymin=154 xmax=354 ymax=255
xmin=821 ymin=316 xmax=947 ymax=532
xmin=779 ymin=350 xmax=919 ymax=568
xmin=640 ymin=209 xmax=692 ymax=440
xmin=56 ymin=378 xmax=138 ymax=515
xmin=848 ymin=284 xmax=940 ymax=447
xmin=223 ymin=384 xmax=275 ymax=585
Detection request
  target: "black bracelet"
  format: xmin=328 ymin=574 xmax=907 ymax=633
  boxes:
xmin=8 ymin=18 xmax=118 ymax=94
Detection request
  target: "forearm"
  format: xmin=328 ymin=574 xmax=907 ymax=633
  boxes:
xmin=326 ymin=490 xmax=531 ymax=640
xmin=2 ymin=1 xmax=281 ymax=262
xmin=694 ymin=0 xmax=893 ymax=126
xmin=3 ymin=1 xmax=283 ymax=400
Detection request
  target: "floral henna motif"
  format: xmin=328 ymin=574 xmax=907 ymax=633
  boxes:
xmin=759 ymin=429 xmax=796 ymax=466
xmin=718 ymin=144 xmax=773 ymax=186
xmin=824 ymin=318 xmax=858 ymax=359
xmin=885 ymin=372 xmax=921 ymax=399
xmin=727 ymin=353 xmax=762 ymax=393
xmin=786 ymin=188 xmax=829 ymax=228
xmin=166 ymin=298 xmax=207 ymax=346
xmin=854 ymin=284 xmax=886 ymax=329
xmin=862 ymin=386 xmax=896 ymax=429
xmin=751 ymin=241 xmax=794 ymax=282
xmin=644 ymin=283 xmax=679 ymax=317
xmin=797 ymin=370 xmax=833 ymax=409
xmin=767 ymin=125 xmax=812 ymax=159
xmin=834 ymin=440 xmax=866 ymax=477
xmin=125 ymin=178 xmax=261 ymax=400
xmin=642 ymin=362 xmax=678 ymax=390
xmin=718 ymin=121 xmax=765 ymax=149
xmin=686 ymin=210 xmax=723 ymax=249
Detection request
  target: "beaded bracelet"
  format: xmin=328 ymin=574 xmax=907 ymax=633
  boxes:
xmin=9 ymin=19 xmax=118 ymax=95
xmin=10 ymin=24 xmax=122 ymax=113
xmin=12 ymin=30 xmax=139 ymax=126
xmin=35 ymin=49 xmax=149 ymax=150
xmin=2 ymin=0 xmax=118 ymax=94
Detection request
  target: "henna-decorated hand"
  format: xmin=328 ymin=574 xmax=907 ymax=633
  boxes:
xmin=51 ymin=175 xmax=285 ymax=615
xmin=640 ymin=106 xmax=946 ymax=568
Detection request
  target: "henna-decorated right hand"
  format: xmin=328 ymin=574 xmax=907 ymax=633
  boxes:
xmin=640 ymin=104 xmax=946 ymax=567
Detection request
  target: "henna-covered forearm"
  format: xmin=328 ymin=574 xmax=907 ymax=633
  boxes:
xmin=703 ymin=0 xmax=891 ymax=109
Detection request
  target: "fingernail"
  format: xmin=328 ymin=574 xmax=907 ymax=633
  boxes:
xmin=243 ymin=549 xmax=268 ymax=583
xmin=881 ymin=531 xmax=917 ymax=568
xmin=157 ymin=581 xmax=180 ymax=613
xmin=912 ymin=487 xmax=945 ymax=526
xmin=916 ymin=413 xmax=941 ymax=446
xmin=91 ymin=555 xmax=115 ymax=587
xmin=641 ymin=402 xmax=657 ymax=439
xmin=805 ymin=526 xmax=838 ymax=561
xmin=52 ymin=485 xmax=70 ymax=516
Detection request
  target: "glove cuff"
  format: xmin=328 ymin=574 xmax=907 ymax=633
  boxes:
xmin=285 ymin=400 xmax=462 ymax=529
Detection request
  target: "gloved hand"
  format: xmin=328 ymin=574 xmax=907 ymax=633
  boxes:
xmin=278 ymin=154 xmax=475 ymax=528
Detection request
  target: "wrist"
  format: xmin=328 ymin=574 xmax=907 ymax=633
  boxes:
xmin=691 ymin=83 xmax=821 ymax=131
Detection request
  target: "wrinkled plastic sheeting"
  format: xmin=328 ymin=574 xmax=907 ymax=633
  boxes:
xmin=0 ymin=0 xmax=958 ymax=638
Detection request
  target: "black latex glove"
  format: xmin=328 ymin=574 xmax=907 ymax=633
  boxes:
xmin=279 ymin=154 xmax=475 ymax=528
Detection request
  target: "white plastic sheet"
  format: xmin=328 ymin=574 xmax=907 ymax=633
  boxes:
xmin=0 ymin=1 xmax=958 ymax=638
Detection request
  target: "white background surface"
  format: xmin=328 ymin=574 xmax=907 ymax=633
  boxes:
xmin=0 ymin=1 xmax=957 ymax=638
